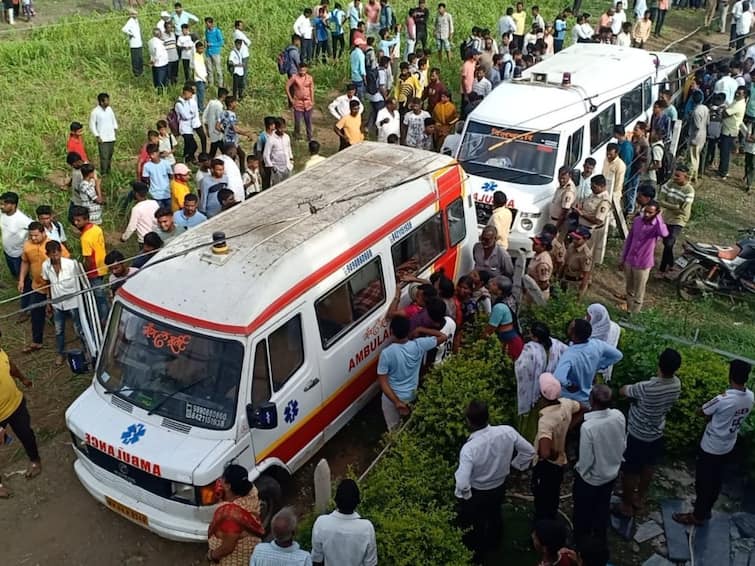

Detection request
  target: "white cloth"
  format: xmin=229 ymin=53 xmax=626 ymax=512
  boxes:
xmin=432 ymin=317 xmax=456 ymax=366
xmin=737 ymin=10 xmax=753 ymax=35
xmin=233 ymin=29 xmax=251 ymax=59
xmin=610 ymin=9 xmax=626 ymax=35
xmin=701 ymin=388 xmax=755 ymax=455
xmin=328 ymin=94 xmax=364 ymax=119
xmin=294 ymin=14 xmax=314 ymax=39
xmin=41 ymin=257 xmax=81 ymax=311
xmin=89 ymin=105 xmax=118 ymax=142
xmin=189 ymin=95 xmax=201 ymax=129
xmin=175 ymin=98 xmax=196 ymax=135
xmin=177 ymin=34 xmax=194 ymax=59
xmin=310 ymin=511 xmax=378 ymax=566
xmin=148 ymin=36 xmax=169 ymax=67
xmin=203 ymin=99 xmax=224 ymax=143
xmin=228 ymin=48 xmax=244 ymax=76
xmin=1 ymin=210 xmax=33 ymax=257
xmin=122 ymin=200 xmax=159 ymax=243
xmin=218 ymin=154 xmax=245 ymax=203
xmin=587 ymin=303 xmax=621 ymax=381
xmin=575 ymin=408 xmax=626 ymax=486
xmin=376 ymin=107 xmax=400 ymax=142
xmin=514 ymin=339 xmax=568 ymax=415
xmin=497 ymin=14 xmax=516 ymax=36
xmin=714 ymin=75 xmax=738 ymax=105
xmin=263 ymin=133 xmax=294 ymax=173
xmin=454 ymin=425 xmax=535 ymax=498
xmin=121 ymin=17 xmax=143 ymax=48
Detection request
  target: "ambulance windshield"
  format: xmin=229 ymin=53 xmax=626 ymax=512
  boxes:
xmin=457 ymin=121 xmax=560 ymax=185
xmin=97 ymin=304 xmax=243 ymax=430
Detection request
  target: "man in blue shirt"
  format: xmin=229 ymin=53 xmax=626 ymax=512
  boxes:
xmin=554 ymin=11 xmax=567 ymax=52
xmin=377 ymin=315 xmax=447 ymax=430
xmin=350 ymin=38 xmax=367 ymax=100
xmin=173 ymin=194 xmax=206 ymax=230
xmin=141 ymin=144 xmax=173 ymax=209
xmin=204 ymin=16 xmax=224 ymax=87
xmin=554 ymin=318 xmax=623 ymax=405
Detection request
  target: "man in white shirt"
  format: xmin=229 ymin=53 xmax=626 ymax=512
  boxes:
xmin=40 ymin=240 xmax=84 ymax=366
xmin=1 ymin=192 xmax=33 ymax=310
xmin=191 ymin=42 xmax=209 ymax=111
xmin=376 ymin=97 xmax=400 ymax=142
xmin=148 ymin=27 xmax=170 ymax=95
xmin=328 ymin=83 xmax=364 ymax=120
xmin=89 ymin=92 xmax=118 ymax=175
xmin=454 ymin=400 xmax=535 ymax=563
xmin=610 ymin=1 xmax=626 ymax=36
xmin=263 ymin=118 xmax=294 ymax=186
xmin=735 ymin=1 xmax=753 ymax=51
xmin=228 ymin=38 xmax=246 ymax=101
xmin=311 ymin=479 xmax=378 ymax=566
xmin=121 ymin=9 xmax=143 ymax=77
xmin=218 ymin=143 xmax=245 ymax=203
xmin=674 ymin=360 xmax=753 ymax=527
xmin=233 ymin=20 xmax=251 ymax=94
xmin=203 ymin=87 xmax=227 ymax=157
xmin=714 ymin=63 xmax=739 ymax=104
xmin=572 ymin=384 xmax=626 ymax=546
xmin=497 ymin=7 xmax=516 ymax=38
xmin=176 ymin=85 xmax=198 ymax=162
xmin=171 ymin=2 xmax=199 ymax=35
xmin=120 ymin=183 xmax=159 ymax=244
xmin=294 ymin=8 xmax=315 ymax=64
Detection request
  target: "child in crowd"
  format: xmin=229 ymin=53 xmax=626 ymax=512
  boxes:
xmin=242 ymin=155 xmax=263 ymax=198
xmin=136 ymin=130 xmax=160 ymax=180
xmin=78 ymin=163 xmax=103 ymax=225
xmin=304 ymin=140 xmax=327 ymax=169
xmin=66 ymin=122 xmax=88 ymax=163
xmin=156 ymin=120 xmax=177 ymax=165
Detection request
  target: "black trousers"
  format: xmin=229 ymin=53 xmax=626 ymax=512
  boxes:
xmin=572 ymin=474 xmax=614 ymax=545
xmin=130 ymin=47 xmax=143 ymax=77
xmin=532 ymin=460 xmax=564 ymax=521
xmin=660 ymin=224 xmax=683 ymax=272
xmin=332 ymin=32 xmax=345 ymax=59
xmin=194 ymin=127 xmax=207 ymax=155
xmin=181 ymin=58 xmax=191 ymax=82
xmin=1 ymin=398 xmax=39 ymax=462
xmin=209 ymin=140 xmax=223 ymax=157
xmin=693 ymin=448 xmax=728 ymax=521
xmin=457 ymin=485 xmax=505 ymax=563
xmin=232 ymin=73 xmax=244 ymax=100
xmin=29 ymin=291 xmax=47 ymax=344
xmin=182 ymin=133 xmax=197 ymax=162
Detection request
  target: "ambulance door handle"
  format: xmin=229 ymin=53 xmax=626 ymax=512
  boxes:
xmin=303 ymin=378 xmax=320 ymax=392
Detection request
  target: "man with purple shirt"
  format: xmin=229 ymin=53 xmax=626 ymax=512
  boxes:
xmin=619 ymin=200 xmax=668 ymax=313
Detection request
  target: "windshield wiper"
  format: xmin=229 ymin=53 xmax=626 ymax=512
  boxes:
xmin=147 ymin=376 xmax=212 ymax=416
xmin=104 ymin=385 xmax=164 ymax=396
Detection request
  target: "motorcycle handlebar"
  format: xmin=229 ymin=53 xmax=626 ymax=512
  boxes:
xmin=737 ymin=228 xmax=755 ymax=233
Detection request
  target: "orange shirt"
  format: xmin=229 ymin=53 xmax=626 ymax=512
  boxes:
xmin=22 ymin=237 xmax=70 ymax=291
xmin=67 ymin=134 xmax=88 ymax=162
xmin=80 ymin=223 xmax=108 ymax=278
xmin=461 ymin=60 xmax=476 ymax=95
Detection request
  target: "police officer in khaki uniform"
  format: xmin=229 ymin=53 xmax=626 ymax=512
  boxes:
xmin=542 ymin=223 xmax=565 ymax=277
xmin=522 ymin=232 xmax=554 ymax=305
xmin=575 ymin=174 xmax=611 ymax=265
xmin=560 ymin=226 xmax=593 ymax=299
xmin=548 ymin=166 xmax=577 ymax=238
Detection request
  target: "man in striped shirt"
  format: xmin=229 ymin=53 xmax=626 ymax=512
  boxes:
xmin=657 ymin=164 xmax=695 ymax=275
xmin=614 ymin=348 xmax=682 ymax=517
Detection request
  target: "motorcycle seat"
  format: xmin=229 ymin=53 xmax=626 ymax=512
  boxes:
xmin=718 ymin=246 xmax=741 ymax=260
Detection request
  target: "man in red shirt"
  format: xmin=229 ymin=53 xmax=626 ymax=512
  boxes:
xmin=460 ymin=49 xmax=480 ymax=109
xmin=66 ymin=122 xmax=88 ymax=163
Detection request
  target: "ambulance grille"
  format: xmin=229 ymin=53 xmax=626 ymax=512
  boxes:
xmin=110 ymin=395 xmax=134 ymax=414
xmin=161 ymin=418 xmax=192 ymax=434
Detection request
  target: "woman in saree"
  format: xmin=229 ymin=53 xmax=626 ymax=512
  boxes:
xmin=586 ymin=303 xmax=621 ymax=382
xmin=207 ymin=464 xmax=265 ymax=565
xmin=483 ymin=275 xmax=524 ymax=360
xmin=514 ymin=322 xmax=568 ymax=441
xmin=431 ymin=90 xmax=458 ymax=151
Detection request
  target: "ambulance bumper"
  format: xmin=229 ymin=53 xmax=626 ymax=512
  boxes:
xmin=73 ymin=457 xmax=209 ymax=543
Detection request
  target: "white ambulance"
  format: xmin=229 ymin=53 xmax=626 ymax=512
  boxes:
xmin=455 ymin=43 xmax=687 ymax=253
xmin=65 ymin=142 xmax=477 ymax=541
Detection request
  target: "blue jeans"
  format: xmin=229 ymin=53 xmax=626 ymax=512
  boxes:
xmin=195 ymin=80 xmax=206 ymax=112
xmin=88 ymin=276 xmax=110 ymax=325
xmin=53 ymin=308 xmax=83 ymax=354
xmin=152 ymin=64 xmax=168 ymax=94
xmin=5 ymin=253 xmax=30 ymax=309
xmin=623 ymin=175 xmax=640 ymax=215
xmin=155 ymin=198 xmax=172 ymax=209
xmin=352 ymin=80 xmax=365 ymax=101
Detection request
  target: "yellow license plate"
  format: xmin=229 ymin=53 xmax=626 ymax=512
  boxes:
xmin=105 ymin=496 xmax=149 ymax=526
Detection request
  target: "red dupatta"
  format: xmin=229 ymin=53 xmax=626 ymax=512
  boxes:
xmin=208 ymin=502 xmax=265 ymax=539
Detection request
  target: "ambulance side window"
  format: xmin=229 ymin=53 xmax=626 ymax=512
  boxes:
xmin=391 ymin=212 xmax=445 ymax=277
xmin=643 ymin=78 xmax=653 ymax=113
xmin=251 ymin=315 xmax=305 ymax=401
xmin=620 ymin=84 xmax=644 ymax=126
xmin=315 ymin=257 xmax=386 ymax=349
xmin=589 ymin=105 xmax=616 ymax=153
xmin=446 ymin=198 xmax=466 ymax=247
xmin=565 ymin=128 xmax=583 ymax=169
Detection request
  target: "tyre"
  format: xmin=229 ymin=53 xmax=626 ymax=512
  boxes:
xmin=677 ymin=263 xmax=707 ymax=301
xmin=254 ymin=473 xmax=283 ymax=536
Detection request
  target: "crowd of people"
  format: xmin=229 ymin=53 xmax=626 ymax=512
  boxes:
xmin=1 ymin=0 xmax=754 ymax=564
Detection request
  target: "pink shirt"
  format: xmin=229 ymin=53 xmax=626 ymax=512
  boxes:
xmin=287 ymin=74 xmax=315 ymax=112
xmin=461 ymin=60 xmax=476 ymax=94
xmin=122 ymin=200 xmax=159 ymax=243
xmin=621 ymin=214 xmax=669 ymax=270
xmin=364 ymin=1 xmax=380 ymax=24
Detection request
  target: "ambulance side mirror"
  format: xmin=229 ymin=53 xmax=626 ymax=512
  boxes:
xmin=248 ymin=402 xmax=277 ymax=430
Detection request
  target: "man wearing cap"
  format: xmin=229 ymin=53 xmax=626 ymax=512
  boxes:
xmin=560 ymin=226 xmax=593 ymax=298
xmin=532 ymin=372 xmax=582 ymax=521
xmin=522 ymin=233 xmax=553 ymax=306
xmin=575 ymin=174 xmax=611 ymax=264
xmin=328 ymin=84 xmax=365 ymax=121
xmin=657 ymin=163 xmax=694 ymax=276
xmin=549 ymin=166 xmax=577 ymax=237
xmin=350 ymin=38 xmax=368 ymax=100
xmin=156 ymin=10 xmax=171 ymax=33
xmin=170 ymin=163 xmax=191 ymax=212
xmin=122 ymin=9 xmax=144 ymax=77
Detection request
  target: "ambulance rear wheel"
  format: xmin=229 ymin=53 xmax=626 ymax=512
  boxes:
xmin=255 ymin=474 xmax=283 ymax=536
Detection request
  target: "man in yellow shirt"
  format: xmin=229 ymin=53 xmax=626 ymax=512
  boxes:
xmin=19 ymin=222 xmax=70 ymax=353
xmin=72 ymin=206 xmax=110 ymax=324
xmin=334 ymin=100 xmax=365 ymax=150
xmin=170 ymin=163 xmax=192 ymax=212
xmin=487 ymin=191 xmax=512 ymax=250
xmin=0 ymin=336 xmax=38 ymax=498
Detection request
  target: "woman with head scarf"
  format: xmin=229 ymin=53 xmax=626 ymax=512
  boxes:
xmin=483 ymin=275 xmax=523 ymax=360
xmin=514 ymin=322 xmax=568 ymax=441
xmin=207 ymin=465 xmax=264 ymax=565
xmin=586 ymin=303 xmax=621 ymax=382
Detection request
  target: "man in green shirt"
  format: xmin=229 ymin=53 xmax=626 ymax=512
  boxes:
xmin=657 ymin=163 xmax=694 ymax=275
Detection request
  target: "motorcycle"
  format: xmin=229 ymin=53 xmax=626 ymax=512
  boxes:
xmin=676 ymin=228 xmax=755 ymax=301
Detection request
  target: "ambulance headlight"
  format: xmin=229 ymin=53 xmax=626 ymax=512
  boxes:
xmin=171 ymin=482 xmax=197 ymax=504
xmin=70 ymin=431 xmax=88 ymax=453
xmin=520 ymin=218 xmax=534 ymax=231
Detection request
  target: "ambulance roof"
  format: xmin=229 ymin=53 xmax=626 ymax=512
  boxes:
xmin=119 ymin=142 xmax=455 ymax=334
xmin=470 ymin=44 xmax=687 ymax=131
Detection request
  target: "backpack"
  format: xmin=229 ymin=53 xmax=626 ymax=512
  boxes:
xmin=166 ymin=107 xmax=180 ymax=136
xmin=277 ymin=46 xmax=293 ymax=75
xmin=366 ymin=66 xmax=380 ymax=95
xmin=459 ymin=36 xmax=475 ymax=60
xmin=655 ymin=141 xmax=674 ymax=186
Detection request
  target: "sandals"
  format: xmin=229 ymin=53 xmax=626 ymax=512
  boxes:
xmin=21 ymin=344 xmax=43 ymax=354
xmin=672 ymin=512 xmax=704 ymax=526
xmin=25 ymin=462 xmax=41 ymax=479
